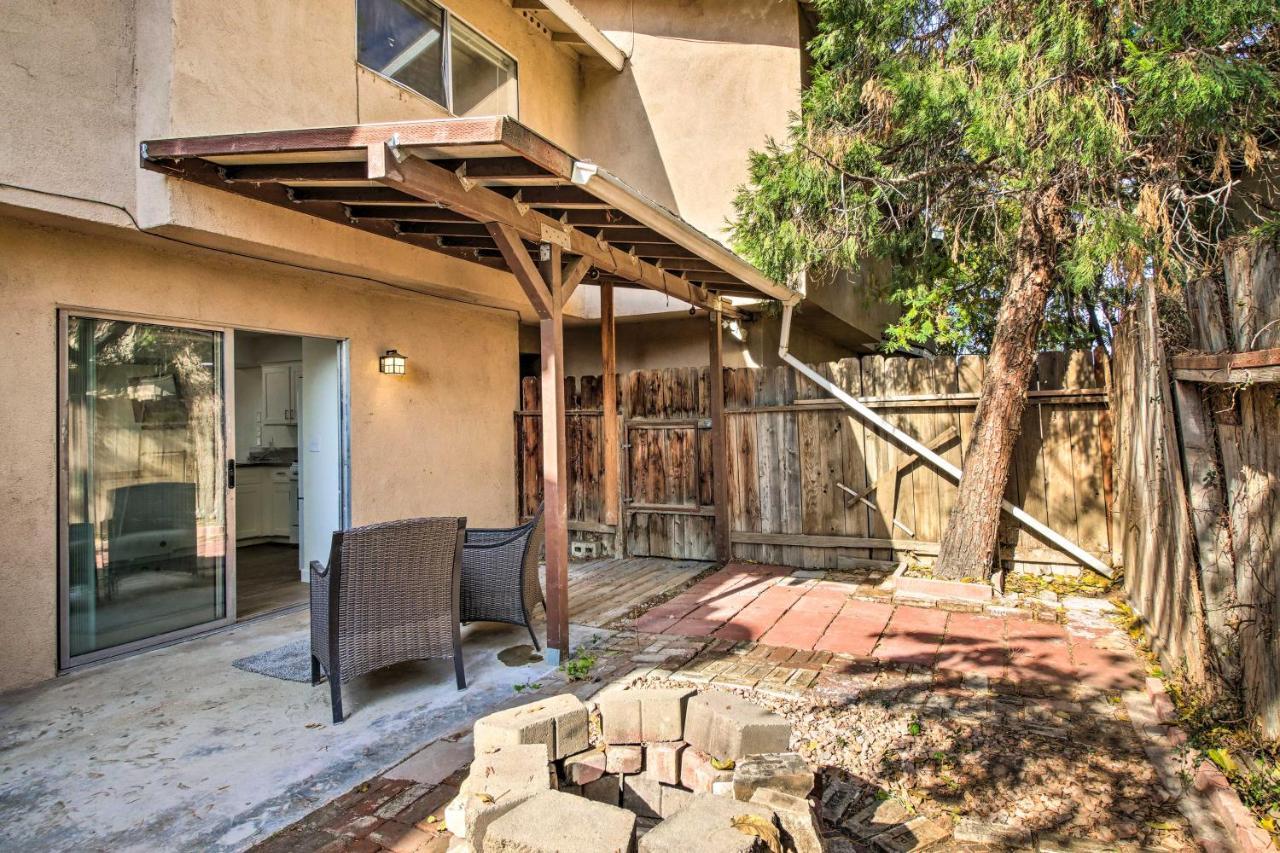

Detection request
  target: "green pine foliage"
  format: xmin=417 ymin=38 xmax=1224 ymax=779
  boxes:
xmin=733 ymin=0 xmax=1280 ymax=352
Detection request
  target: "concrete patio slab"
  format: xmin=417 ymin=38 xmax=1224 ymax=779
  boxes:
xmin=0 ymin=608 xmax=606 ymax=853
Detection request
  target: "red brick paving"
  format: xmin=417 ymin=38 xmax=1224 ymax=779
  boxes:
xmin=814 ymin=600 xmax=894 ymax=657
xmin=934 ymin=611 xmax=1008 ymax=678
xmin=871 ymin=605 xmax=950 ymax=668
xmin=656 ymin=564 xmax=1143 ymax=692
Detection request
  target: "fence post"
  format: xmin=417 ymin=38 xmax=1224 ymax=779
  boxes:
xmin=709 ymin=310 xmax=730 ymax=561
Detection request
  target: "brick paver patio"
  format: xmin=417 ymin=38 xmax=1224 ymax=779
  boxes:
xmin=254 ymin=562 xmax=1182 ymax=852
xmin=636 ymin=564 xmax=1144 ymax=692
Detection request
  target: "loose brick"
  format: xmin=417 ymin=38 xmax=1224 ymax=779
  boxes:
xmin=561 ymin=748 xmax=607 ymax=785
xmin=750 ymin=788 xmax=825 ymax=853
xmin=644 ymin=741 xmax=684 ymax=785
xmin=679 ymin=746 xmax=734 ymax=794
xmin=605 ymin=744 xmax=643 ymax=775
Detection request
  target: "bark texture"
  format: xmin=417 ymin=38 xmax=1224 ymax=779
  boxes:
xmin=935 ymin=187 xmax=1070 ymax=580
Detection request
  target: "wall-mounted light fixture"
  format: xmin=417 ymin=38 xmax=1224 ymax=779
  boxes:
xmin=379 ymin=349 xmax=407 ymax=376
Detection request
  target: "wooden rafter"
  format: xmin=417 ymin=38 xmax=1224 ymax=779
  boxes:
xmin=487 ymin=222 xmax=552 ymax=319
xmin=560 ymin=255 xmax=594 ymax=307
xmin=368 ymin=142 xmax=723 ymax=312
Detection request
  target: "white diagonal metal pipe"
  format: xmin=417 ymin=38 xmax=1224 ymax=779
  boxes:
xmin=777 ymin=303 xmax=1113 ymax=577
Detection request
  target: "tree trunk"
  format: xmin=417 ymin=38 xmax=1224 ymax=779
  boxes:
xmin=935 ymin=186 xmax=1070 ymax=580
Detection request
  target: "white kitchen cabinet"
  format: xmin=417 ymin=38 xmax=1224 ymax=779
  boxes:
xmin=262 ymin=362 xmax=302 ymax=425
xmin=235 ymin=468 xmax=266 ymax=539
xmin=269 ymin=473 xmax=294 ymax=537
xmin=235 ymin=466 xmax=296 ymax=542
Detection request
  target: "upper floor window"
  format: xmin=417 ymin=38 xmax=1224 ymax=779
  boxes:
xmin=357 ymin=0 xmax=518 ymax=117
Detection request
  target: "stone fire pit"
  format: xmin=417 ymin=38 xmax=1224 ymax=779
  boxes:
xmin=443 ymin=688 xmax=825 ymax=852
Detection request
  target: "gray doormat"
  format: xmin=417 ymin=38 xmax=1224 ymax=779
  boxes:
xmin=232 ymin=638 xmax=316 ymax=683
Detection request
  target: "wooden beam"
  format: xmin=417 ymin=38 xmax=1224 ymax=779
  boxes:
xmin=601 ymin=282 xmax=620 ymax=527
xmin=539 ymin=242 xmax=570 ymax=658
xmin=708 ymin=310 xmax=731 ymax=560
xmin=1173 ymin=365 xmax=1280 ymax=384
xmin=347 ymin=205 xmax=471 ymax=222
xmin=1171 ymin=347 xmax=1280 ymax=372
xmin=560 ymin=255 xmax=594 ymax=307
xmin=396 ymin=222 xmax=494 ymax=238
xmin=367 ymin=143 xmax=721 ymax=311
xmin=494 ymin=186 xmax=611 ymax=209
xmin=1171 ymin=346 xmax=1280 ymax=384
xmin=431 ymin=157 xmax=556 ymax=182
xmin=487 ymin=222 xmax=552 ymax=319
xmin=290 ymin=186 xmax=418 ymax=205
xmin=143 ymin=115 xmax=575 ymax=178
xmin=551 ymin=31 xmax=587 ymax=44
xmin=221 ymin=162 xmax=367 ymax=183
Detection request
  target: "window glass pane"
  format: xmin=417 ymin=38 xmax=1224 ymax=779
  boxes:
xmin=450 ymin=18 xmax=518 ymax=117
xmin=65 ymin=317 xmax=227 ymax=658
xmin=357 ymin=0 xmax=446 ymax=107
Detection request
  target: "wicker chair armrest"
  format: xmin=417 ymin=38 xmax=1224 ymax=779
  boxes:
xmin=310 ymin=559 xmax=331 ymax=579
xmin=464 ymin=528 xmax=529 ymax=550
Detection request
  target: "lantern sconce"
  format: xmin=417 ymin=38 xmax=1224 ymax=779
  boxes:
xmin=379 ymin=349 xmax=407 ymax=376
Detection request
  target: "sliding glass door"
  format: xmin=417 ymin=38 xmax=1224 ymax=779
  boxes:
xmin=60 ymin=313 xmax=233 ymax=666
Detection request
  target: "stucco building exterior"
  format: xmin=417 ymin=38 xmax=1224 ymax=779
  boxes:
xmin=0 ymin=0 xmax=888 ymax=692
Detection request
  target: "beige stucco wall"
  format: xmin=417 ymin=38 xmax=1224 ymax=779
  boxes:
xmin=0 ymin=215 xmax=518 ymax=692
xmin=574 ymin=0 xmax=804 ymax=242
xmin=0 ymin=0 xmax=585 ymax=325
xmin=545 ymin=314 xmax=859 ymax=376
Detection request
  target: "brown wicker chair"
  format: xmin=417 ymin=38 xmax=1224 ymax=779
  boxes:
xmin=461 ymin=506 xmax=546 ymax=650
xmin=310 ymin=517 xmax=466 ymax=723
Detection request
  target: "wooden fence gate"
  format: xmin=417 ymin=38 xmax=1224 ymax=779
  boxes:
xmin=516 ymin=352 xmax=1114 ymax=571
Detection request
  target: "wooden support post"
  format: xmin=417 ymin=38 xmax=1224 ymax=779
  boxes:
xmin=601 ymin=282 xmax=620 ymax=528
xmin=708 ymin=309 xmax=731 ymax=560
xmin=538 ymin=243 xmax=570 ymax=659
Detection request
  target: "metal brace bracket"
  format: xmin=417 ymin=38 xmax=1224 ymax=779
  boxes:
xmin=455 ymin=161 xmax=477 ymax=191
xmin=512 ymin=189 xmax=530 ymax=216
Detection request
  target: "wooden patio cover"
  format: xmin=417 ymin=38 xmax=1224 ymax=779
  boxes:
xmin=141 ymin=115 xmax=795 ymax=657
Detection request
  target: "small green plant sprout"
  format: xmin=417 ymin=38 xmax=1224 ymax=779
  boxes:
xmin=560 ymin=650 xmax=597 ymax=682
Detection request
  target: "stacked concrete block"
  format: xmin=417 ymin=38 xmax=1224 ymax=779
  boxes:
xmin=483 ymin=790 xmax=636 ymax=853
xmin=473 ymin=694 xmax=589 ymax=761
xmin=749 ymin=788 xmax=826 ymax=853
xmin=732 ymin=753 xmax=813 ymax=801
xmin=582 ymin=773 xmax=622 ymax=806
xmin=598 ymin=688 xmax=696 ymax=744
xmin=638 ymin=795 xmax=779 ymax=853
xmin=657 ymin=784 xmax=694 ymax=818
xmin=444 ymin=744 xmax=553 ymax=847
xmin=684 ymin=693 xmax=792 ymax=762
xmin=623 ymin=775 xmax=664 ymax=819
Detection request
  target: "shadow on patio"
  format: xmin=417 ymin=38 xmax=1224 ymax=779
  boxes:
xmin=0 ymin=557 xmax=708 ymax=852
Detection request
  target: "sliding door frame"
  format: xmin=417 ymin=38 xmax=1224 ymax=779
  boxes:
xmin=57 ymin=308 xmax=239 ymax=670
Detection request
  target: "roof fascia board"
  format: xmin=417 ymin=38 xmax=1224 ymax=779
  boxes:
xmin=536 ymin=0 xmax=627 ymax=71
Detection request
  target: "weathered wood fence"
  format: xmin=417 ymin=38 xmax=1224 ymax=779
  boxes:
xmin=516 ymin=351 xmax=1113 ymax=570
xmin=1115 ymin=241 xmax=1280 ymax=740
